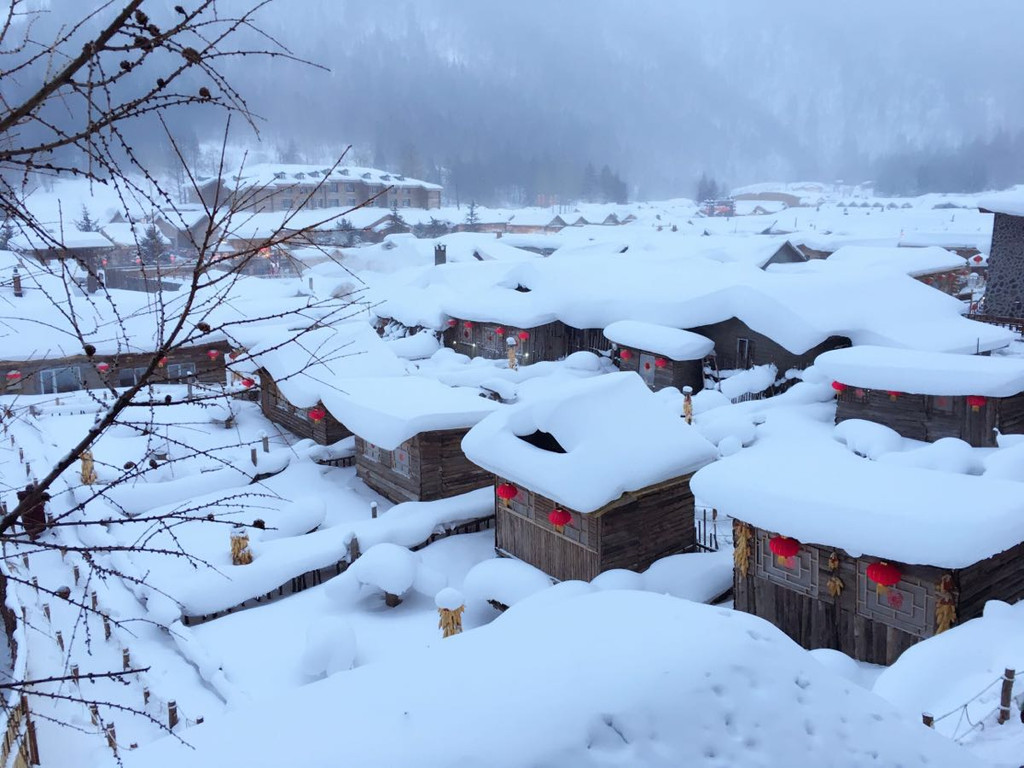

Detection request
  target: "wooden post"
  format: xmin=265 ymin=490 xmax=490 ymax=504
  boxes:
xmin=54 ymin=631 xmax=63 ymax=652
xmin=90 ymin=591 xmax=97 ymax=610
xmin=89 ymin=703 xmax=99 ymax=726
xmin=998 ymin=668 xmax=1015 ymax=724
xmin=26 ymin=717 xmax=39 ymax=765
xmin=349 ymin=535 xmax=361 ymax=562
xmin=143 ymin=687 xmax=150 ymax=706
xmin=122 ymin=648 xmax=130 ymax=672
xmin=24 ymin=462 xmax=29 ymax=478
xmin=20 ymin=554 xmax=27 ymax=569
xmin=102 ymin=616 xmax=111 ymax=641
xmin=922 ymin=712 xmax=934 ymax=728
xmin=72 ymin=565 xmax=79 ymax=585
xmin=70 ymin=665 xmax=79 ymax=685
xmin=41 ymin=604 xmax=49 ymax=623
xmin=30 ymin=577 xmax=37 ymax=592
xmin=370 ymin=501 xmax=378 ymax=519
xmin=167 ymin=700 xmax=178 ymax=730
xmin=262 ymin=434 xmax=270 ymax=453
xmin=250 ymin=447 xmax=258 ymax=467
xmin=105 ymin=723 xmax=117 ymax=756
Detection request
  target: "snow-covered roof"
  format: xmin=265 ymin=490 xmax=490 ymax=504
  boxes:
xmin=602 ymin=321 xmax=714 ymax=360
xmin=815 ymin=346 xmax=1024 ymax=397
xmin=249 ymin=323 xmax=408 ymax=409
xmin=321 ymin=376 xmax=499 ymax=449
xmin=462 ymin=373 xmax=716 ymax=513
xmin=827 ymin=245 xmax=966 ymax=277
xmin=978 ymin=192 xmax=1024 ymax=217
xmin=123 ymin=590 xmax=982 ymax=768
xmin=100 ymin=222 xmax=170 ymax=247
xmin=9 ymin=227 xmax=113 ymax=251
xmin=221 ymin=163 xmax=442 ymax=192
xmin=691 ymin=438 xmax=1024 ymax=568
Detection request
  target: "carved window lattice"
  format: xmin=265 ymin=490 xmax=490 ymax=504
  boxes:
xmin=755 ymin=531 xmax=819 ymax=597
xmin=392 ymin=441 xmax=412 ymax=477
xmin=856 ymin=561 xmax=933 ymax=638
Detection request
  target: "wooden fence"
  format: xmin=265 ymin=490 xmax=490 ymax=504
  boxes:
xmin=966 ymin=313 xmax=1024 ymax=334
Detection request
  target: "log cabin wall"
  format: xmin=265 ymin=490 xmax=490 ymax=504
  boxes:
xmin=691 ymin=317 xmax=850 ymax=374
xmin=597 ymin=475 xmax=697 ymax=571
xmin=442 ymin=320 xmax=567 ymax=363
xmin=416 ymin=428 xmax=493 ymax=501
xmin=565 ymin=326 xmax=611 ymax=357
xmin=955 ymin=540 xmax=1024 ymax=623
xmin=834 ymin=390 xmax=1002 ymax=447
xmin=354 ymin=435 xmax=423 ymax=504
xmin=733 ymin=524 xmax=947 ymax=665
xmin=615 ymin=352 xmax=704 ymax=393
xmin=0 ymin=343 xmax=229 ymax=397
xmin=256 ymin=371 xmax=351 ymax=445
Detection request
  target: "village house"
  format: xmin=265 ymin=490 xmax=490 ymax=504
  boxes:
xmin=816 ymin=345 xmax=1024 ymax=448
xmin=191 ymin=164 xmax=442 ymax=215
xmin=603 ymin=320 xmax=712 ymax=392
xmin=825 ymin=246 xmax=968 ymax=296
xmin=462 ymin=373 xmax=717 ymax=582
xmin=322 ymin=377 xmax=499 ymax=504
xmin=10 ymin=228 xmax=116 ymax=280
xmin=692 ymin=437 xmax=1024 ymax=665
xmin=978 ymin=194 xmax=1024 ymax=317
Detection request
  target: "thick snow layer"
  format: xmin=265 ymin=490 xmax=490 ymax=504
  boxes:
xmin=348 ymin=543 xmax=420 ymax=597
xmin=834 ymin=419 xmax=906 ymax=459
xmin=979 ymin=193 xmax=1024 ymax=218
xmin=718 ymin=363 xmax=777 ymax=399
xmin=322 ymin=376 xmax=499 ymax=449
xmin=602 ymin=320 xmax=714 ymax=360
xmin=385 ymin=329 xmax=441 ymax=360
xmin=691 ymin=437 xmax=1024 ymax=567
xmin=462 ymin=558 xmax=552 ymax=609
xmin=816 ymin=345 xmax=1024 ymax=397
xmin=827 ymin=245 xmax=966 ymax=277
xmin=462 ymin=373 xmax=717 ymax=512
xmin=123 ymin=591 xmax=983 ymax=768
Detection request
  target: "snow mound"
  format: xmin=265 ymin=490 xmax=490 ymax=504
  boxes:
xmin=434 ymin=587 xmax=465 ymax=611
xmin=301 ymin=619 xmax=357 ymax=678
xmin=349 ymin=543 xmax=419 ymax=597
xmin=463 ymin=558 xmax=552 ymax=609
xmin=834 ymin=419 xmax=904 ymax=459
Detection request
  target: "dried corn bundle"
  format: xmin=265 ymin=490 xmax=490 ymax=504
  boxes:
xmin=438 ymin=606 xmax=465 ymax=638
xmin=230 ymin=529 xmax=253 ymax=565
xmin=80 ymin=450 xmax=97 ymax=486
xmin=935 ymin=574 xmax=957 ymax=634
xmin=733 ymin=520 xmax=752 ymax=578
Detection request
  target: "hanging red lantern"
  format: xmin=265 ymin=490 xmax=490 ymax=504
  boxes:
xmin=768 ymin=536 xmax=801 ymax=565
xmin=241 ymin=377 xmax=255 ymax=389
xmin=463 ymin=321 xmax=474 ymax=329
xmin=308 ymin=407 xmax=326 ymax=423
xmin=158 ymin=356 xmax=168 ymax=368
xmin=447 ymin=319 xmax=457 ymax=327
xmin=966 ymin=395 xmax=987 ymax=412
xmin=96 ymin=362 xmax=110 ymax=373
xmin=972 ymin=255 xmax=983 ymax=264
xmin=548 ymin=508 xmax=572 ymax=528
xmin=207 ymin=349 xmax=220 ymax=361
xmin=619 ymin=349 xmax=633 ymax=361
xmin=887 ymin=391 xmax=900 ymax=401
xmin=866 ymin=561 xmax=901 ymax=597
xmin=831 ymin=381 xmax=847 ymax=393
xmin=654 ymin=358 xmax=668 ymax=369
xmin=518 ymin=331 xmax=530 ymax=341
xmin=494 ymin=326 xmax=505 ymax=336
xmin=496 ymin=483 xmax=518 ymax=501
xmin=5 ymin=371 xmax=21 ymax=382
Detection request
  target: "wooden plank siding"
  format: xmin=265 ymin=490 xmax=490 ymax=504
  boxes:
xmin=495 ymin=474 xmax=698 ymax=582
xmin=733 ymin=523 xmax=1024 ymax=665
xmin=615 ymin=352 xmax=704 ymax=393
xmin=355 ymin=429 xmax=491 ymax=504
xmin=691 ymin=317 xmax=850 ymax=374
xmin=833 ymin=389 xmax=1024 ymax=448
xmin=443 ymin=320 xmax=568 ymax=363
xmin=256 ymin=370 xmax=351 ymax=445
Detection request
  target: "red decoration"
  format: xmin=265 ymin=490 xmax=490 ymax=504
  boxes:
xmin=5 ymin=371 xmax=21 ymax=381
xmin=241 ymin=377 xmax=255 ymax=388
xmin=518 ymin=331 xmax=530 ymax=341
xmin=207 ymin=349 xmax=220 ymax=361
xmin=463 ymin=321 xmax=474 ymax=329
xmin=308 ymin=407 xmax=326 ymax=423
xmin=447 ymin=319 xmax=457 ymax=327
xmin=972 ymin=255 xmax=983 ymax=264
xmin=158 ymin=356 xmax=168 ymax=368
xmin=229 ymin=349 xmax=241 ymax=360
xmin=496 ymin=483 xmax=518 ymax=501
xmin=831 ymin=381 xmax=847 ymax=392
xmin=494 ymin=326 xmax=505 ymax=336
xmin=887 ymin=390 xmax=901 ymax=401
xmin=886 ymin=590 xmax=905 ymax=610
xmin=866 ymin=561 xmax=901 ymax=596
xmin=966 ymin=395 xmax=987 ymax=412
xmin=548 ymin=508 xmax=572 ymax=528
xmin=768 ymin=536 xmax=801 ymax=559
xmin=96 ymin=362 xmax=110 ymax=373
xmin=619 ymin=349 xmax=633 ymax=361
xmin=654 ymin=358 xmax=668 ymax=369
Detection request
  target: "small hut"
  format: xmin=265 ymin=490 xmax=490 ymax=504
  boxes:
xmin=692 ymin=439 xmax=1024 ymax=665
xmin=324 ymin=376 xmax=500 ymax=503
xmin=817 ymin=345 xmax=1024 ymax=447
xmin=603 ymin=320 xmax=713 ymax=393
xmin=462 ymin=373 xmax=717 ymax=582
xmin=249 ymin=323 xmax=406 ymax=445
xmin=442 ymin=317 xmax=570 ymax=364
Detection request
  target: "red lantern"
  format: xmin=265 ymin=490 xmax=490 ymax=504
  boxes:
xmin=464 ymin=321 xmax=474 ymax=329
xmin=966 ymin=395 xmax=987 ymax=412
xmin=5 ymin=371 xmax=21 ymax=382
xmin=308 ymin=407 xmax=326 ymax=423
xmin=96 ymin=362 xmax=110 ymax=373
xmin=972 ymin=255 xmax=983 ymax=264
xmin=654 ymin=358 xmax=668 ymax=369
xmin=887 ymin=390 xmax=900 ymax=401
xmin=548 ymin=508 xmax=572 ymax=528
xmin=207 ymin=349 xmax=220 ymax=361
xmin=158 ymin=356 xmax=168 ymax=368
xmin=447 ymin=319 xmax=457 ymax=327
xmin=496 ymin=483 xmax=518 ymax=501
xmin=241 ymin=377 xmax=255 ymax=388
xmin=831 ymin=381 xmax=847 ymax=393
xmin=518 ymin=331 xmax=530 ymax=341
xmin=768 ymin=535 xmax=800 ymax=559
xmin=494 ymin=326 xmax=505 ymax=336
xmin=619 ymin=349 xmax=633 ymax=361
xmin=866 ymin=561 xmax=901 ymax=597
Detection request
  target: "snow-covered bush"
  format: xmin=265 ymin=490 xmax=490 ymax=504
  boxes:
xmin=301 ymin=618 xmax=356 ymax=678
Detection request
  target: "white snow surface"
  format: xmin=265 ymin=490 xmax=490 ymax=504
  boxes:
xmin=123 ymin=591 xmax=983 ymax=768
xmin=816 ymin=345 xmax=1024 ymax=397
xmin=979 ymin=192 xmax=1024 ymax=218
xmin=602 ymin=320 xmax=714 ymax=360
xmin=826 ymin=245 xmax=966 ymax=277
xmin=691 ymin=437 xmax=1024 ymax=568
xmin=462 ymin=373 xmax=717 ymax=512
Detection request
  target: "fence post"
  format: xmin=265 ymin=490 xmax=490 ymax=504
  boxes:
xmin=370 ymin=502 xmax=378 ymax=519
xmin=70 ymin=665 xmax=79 ymax=686
xmin=102 ymin=616 xmax=111 ymax=641
xmin=122 ymin=648 xmax=131 ymax=672
xmin=262 ymin=434 xmax=269 ymax=453
xmin=167 ymin=700 xmax=178 ymax=730
xmin=54 ymin=631 xmax=63 ymax=652
xmin=921 ymin=712 xmax=934 ymax=728
xmin=250 ymin=447 xmax=258 ymax=467
xmin=72 ymin=565 xmax=79 ymax=585
xmin=998 ymin=668 xmax=1015 ymax=724
xmin=105 ymin=723 xmax=117 ymax=756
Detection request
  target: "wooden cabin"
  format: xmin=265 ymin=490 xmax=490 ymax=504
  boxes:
xmin=603 ymin=320 xmax=713 ymax=393
xmin=692 ymin=432 xmax=1024 ymax=665
xmin=978 ymin=196 xmax=1024 ymax=317
xmin=256 ymin=368 xmax=351 ymax=445
xmin=691 ymin=317 xmax=850 ymax=375
xmin=442 ymin=318 xmax=570 ymax=364
xmin=326 ymin=377 xmax=500 ymax=504
xmin=463 ymin=373 xmax=717 ymax=582
xmin=816 ymin=346 xmax=1024 ymax=448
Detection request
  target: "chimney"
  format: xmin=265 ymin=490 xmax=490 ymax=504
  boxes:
xmin=434 ymin=244 xmax=447 ymax=266
xmin=12 ymin=266 xmax=22 ymax=298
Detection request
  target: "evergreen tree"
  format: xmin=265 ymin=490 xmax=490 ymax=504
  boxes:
xmin=75 ymin=204 xmax=98 ymax=232
xmin=137 ymin=223 xmax=165 ymax=264
xmin=465 ymin=201 xmax=479 ymax=227
xmin=581 ymin=163 xmax=598 ymax=203
xmin=389 ymin=199 xmax=406 ymax=228
xmin=696 ymin=172 xmax=720 ymax=202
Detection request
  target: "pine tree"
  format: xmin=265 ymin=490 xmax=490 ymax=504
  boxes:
xmin=0 ymin=220 xmax=13 ymax=249
xmin=465 ymin=201 xmax=479 ymax=227
xmin=137 ymin=223 xmax=165 ymax=265
xmin=389 ymin=199 xmax=406 ymax=228
xmin=76 ymin=205 xmax=98 ymax=232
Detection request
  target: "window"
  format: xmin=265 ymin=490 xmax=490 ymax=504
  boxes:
xmin=392 ymin=441 xmax=412 ymax=477
xmin=118 ymin=367 xmax=149 ymax=387
xmin=402 ymin=200 xmax=411 ymax=208
xmin=347 ymin=197 xmax=357 ymax=206
xmin=362 ymin=441 xmax=381 ymax=463
xmin=166 ymin=362 xmax=196 ymax=383
xmin=345 ymin=184 xmax=354 ymax=192
xmin=39 ymin=366 xmax=82 ymax=394
xmin=931 ymin=395 xmax=954 ymax=414
xmin=736 ymin=338 xmax=752 ymax=369
xmin=4 ymin=371 xmax=22 ymax=392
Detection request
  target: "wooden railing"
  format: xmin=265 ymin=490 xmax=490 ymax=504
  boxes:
xmin=967 ymin=313 xmax=1024 ymax=334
